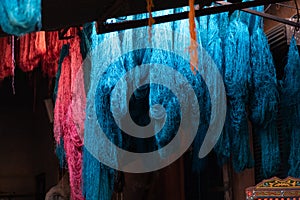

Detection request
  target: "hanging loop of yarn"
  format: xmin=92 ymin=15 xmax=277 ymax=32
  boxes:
xmin=0 ymin=0 xmax=42 ymax=35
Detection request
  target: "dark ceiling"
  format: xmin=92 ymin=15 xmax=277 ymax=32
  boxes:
xmin=0 ymin=0 xmax=291 ymax=36
xmin=41 ymin=0 xmax=212 ymax=31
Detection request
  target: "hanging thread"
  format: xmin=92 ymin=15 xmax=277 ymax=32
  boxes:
xmin=146 ymin=0 xmax=155 ymax=41
xmin=189 ymin=0 xmax=198 ymax=72
xmin=11 ymin=36 xmax=15 ymax=94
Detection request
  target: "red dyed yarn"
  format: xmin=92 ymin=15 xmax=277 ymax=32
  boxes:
xmin=0 ymin=36 xmax=14 ymax=80
xmin=54 ymin=53 xmax=71 ymax=143
xmin=19 ymin=32 xmax=46 ymax=72
xmin=53 ymin=34 xmax=85 ymax=200
xmin=42 ymin=31 xmax=65 ymax=78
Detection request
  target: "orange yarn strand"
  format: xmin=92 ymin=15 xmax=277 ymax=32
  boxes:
xmin=189 ymin=0 xmax=198 ymax=73
xmin=147 ymin=0 xmax=155 ymax=41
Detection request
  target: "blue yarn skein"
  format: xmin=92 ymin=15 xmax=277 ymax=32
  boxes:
xmin=0 ymin=0 xmax=41 ymax=35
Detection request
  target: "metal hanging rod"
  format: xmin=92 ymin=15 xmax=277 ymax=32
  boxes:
xmin=97 ymin=0 xmax=296 ymax=34
xmin=217 ymin=1 xmax=300 ymax=28
xmin=275 ymin=2 xmax=300 ymax=10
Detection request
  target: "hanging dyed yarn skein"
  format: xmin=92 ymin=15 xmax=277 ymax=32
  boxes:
xmin=0 ymin=36 xmax=15 ymax=80
xmin=53 ymin=44 xmax=71 ymax=167
xmin=172 ymin=7 xmax=208 ymax=172
xmin=53 ymin=44 xmax=70 ymax=168
xmin=281 ymin=37 xmax=300 ymax=178
xmin=53 ymin=29 xmax=85 ymax=199
xmin=119 ymin=13 xmax=154 ymax=153
xmin=213 ymin=7 xmax=232 ymax=165
xmin=149 ymin=9 xmax=177 ymax=156
xmin=18 ymin=32 xmax=46 ymax=72
xmin=224 ymin=10 xmax=253 ymax=172
xmin=42 ymin=32 xmax=66 ymax=78
xmin=64 ymin=35 xmax=85 ymax=200
xmin=249 ymin=5 xmax=280 ymax=178
xmin=0 ymin=0 xmax=42 ymax=35
xmin=83 ymin=24 xmax=120 ymax=200
xmin=201 ymin=10 xmax=231 ymax=166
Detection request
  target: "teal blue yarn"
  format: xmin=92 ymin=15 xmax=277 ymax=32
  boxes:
xmin=281 ymin=37 xmax=300 ymax=178
xmin=281 ymin=37 xmax=300 ymax=112
xmin=224 ymin=11 xmax=253 ymax=172
xmin=207 ymin=13 xmax=223 ymax=74
xmin=255 ymin=123 xmax=280 ymax=178
xmin=203 ymin=12 xmax=230 ymax=166
xmin=55 ymin=137 xmax=66 ymax=168
xmin=288 ymin=127 xmax=300 ymax=178
xmin=82 ymin=24 xmax=117 ymax=200
xmin=83 ymin=148 xmax=114 ymax=200
xmin=249 ymin=16 xmax=279 ymax=178
xmin=0 ymin=0 xmax=41 ymax=35
xmin=214 ymin=9 xmax=231 ymax=166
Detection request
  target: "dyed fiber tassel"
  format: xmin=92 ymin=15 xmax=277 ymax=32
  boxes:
xmin=53 ymin=45 xmax=71 ymax=143
xmin=224 ymin=11 xmax=253 ymax=172
xmin=192 ymin=10 xmax=209 ymax=172
xmin=0 ymin=36 xmax=14 ymax=80
xmin=249 ymin=13 xmax=279 ymax=178
xmin=281 ymin=37 xmax=300 ymax=178
xmin=83 ymin=148 xmax=114 ymax=200
xmin=0 ymin=0 xmax=42 ymax=35
xmin=42 ymin=32 xmax=65 ymax=78
xmin=18 ymin=32 xmax=46 ymax=72
xmin=168 ymin=9 xmax=206 ymax=172
xmin=83 ymin=25 xmax=119 ymax=200
xmin=55 ymin=138 xmax=66 ymax=168
xmin=197 ymin=13 xmax=208 ymax=49
xmin=53 ymin=44 xmax=70 ymax=168
xmin=206 ymin=11 xmax=226 ymax=141
xmin=288 ymin=127 xmax=300 ymax=177
xmin=255 ymin=123 xmax=279 ymax=178
xmin=53 ymin=44 xmax=70 ymax=103
xmin=53 ymin=33 xmax=85 ymax=199
xmin=150 ymin=10 xmax=176 ymax=156
xmin=203 ymin=12 xmax=230 ymax=165
xmin=64 ymin=35 xmax=85 ymax=200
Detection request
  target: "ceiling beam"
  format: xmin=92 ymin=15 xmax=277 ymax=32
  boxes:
xmin=41 ymin=0 xmax=211 ymax=31
xmin=97 ymin=0 xmax=290 ymax=34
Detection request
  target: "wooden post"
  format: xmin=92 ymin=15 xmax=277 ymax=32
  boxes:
xmin=222 ymin=162 xmax=232 ymax=200
xmin=231 ymin=121 xmax=255 ymax=200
